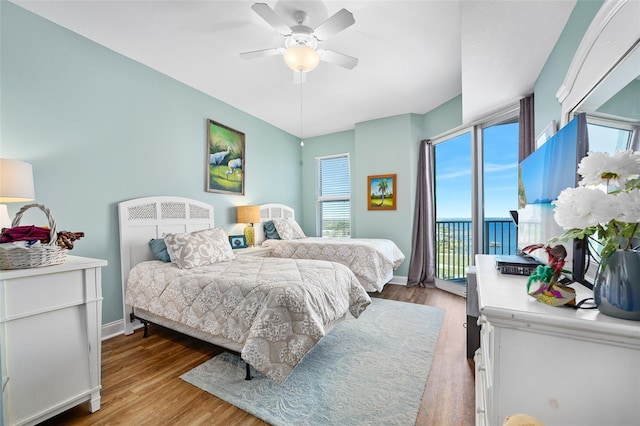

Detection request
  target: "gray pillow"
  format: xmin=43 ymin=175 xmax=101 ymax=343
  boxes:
xmin=272 ymin=218 xmax=306 ymax=240
xmin=164 ymin=227 xmax=235 ymax=269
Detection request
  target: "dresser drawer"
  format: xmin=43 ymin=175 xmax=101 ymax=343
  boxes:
xmin=1 ymin=268 xmax=98 ymax=320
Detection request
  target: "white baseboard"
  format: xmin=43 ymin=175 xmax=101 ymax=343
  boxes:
xmin=101 ymin=319 xmax=144 ymax=340
xmin=389 ymin=275 xmax=407 ymax=285
xmin=101 ymin=319 xmax=125 ymax=341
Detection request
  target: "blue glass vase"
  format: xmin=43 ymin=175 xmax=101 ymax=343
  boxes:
xmin=594 ymin=250 xmax=640 ymax=321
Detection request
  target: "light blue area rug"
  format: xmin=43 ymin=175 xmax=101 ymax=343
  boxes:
xmin=180 ymin=298 xmax=444 ymax=426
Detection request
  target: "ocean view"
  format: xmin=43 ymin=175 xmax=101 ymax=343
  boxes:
xmin=437 ymin=217 xmax=517 ymax=254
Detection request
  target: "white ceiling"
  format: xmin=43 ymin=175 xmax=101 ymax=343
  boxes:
xmin=12 ymin=0 xmax=577 ymax=138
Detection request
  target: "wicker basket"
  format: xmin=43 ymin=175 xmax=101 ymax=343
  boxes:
xmin=0 ymin=204 xmax=67 ymax=270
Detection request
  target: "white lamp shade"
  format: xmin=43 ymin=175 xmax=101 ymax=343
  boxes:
xmin=283 ymin=45 xmax=320 ymax=72
xmin=0 ymin=158 xmax=35 ymax=202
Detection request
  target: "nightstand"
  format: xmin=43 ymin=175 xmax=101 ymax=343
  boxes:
xmin=233 ymin=246 xmax=271 ymax=257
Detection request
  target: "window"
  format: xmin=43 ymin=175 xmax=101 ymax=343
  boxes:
xmin=586 ymin=117 xmax=636 ymax=153
xmin=317 ymin=154 xmax=351 ymax=237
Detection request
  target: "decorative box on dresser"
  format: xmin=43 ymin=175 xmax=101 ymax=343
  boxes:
xmin=0 ymin=255 xmax=107 ymax=426
xmin=474 ymin=254 xmax=640 ymax=426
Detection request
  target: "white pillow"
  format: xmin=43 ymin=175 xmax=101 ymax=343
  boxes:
xmin=164 ymin=227 xmax=234 ymax=269
xmin=272 ymin=218 xmax=306 ymax=240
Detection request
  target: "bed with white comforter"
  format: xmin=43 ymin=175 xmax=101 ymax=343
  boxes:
xmin=126 ymin=256 xmax=369 ymax=383
xmin=262 ymin=237 xmax=405 ymax=292
xmin=256 ymin=204 xmax=405 ymax=292
xmin=119 ymin=196 xmax=370 ymax=384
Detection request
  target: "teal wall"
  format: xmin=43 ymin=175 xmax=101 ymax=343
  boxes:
xmin=533 ymin=0 xmax=603 ymax=136
xmin=0 ymin=2 xmax=301 ymax=325
xmin=423 ymin=95 xmax=463 ymax=139
xmin=353 ymin=114 xmax=422 ymax=278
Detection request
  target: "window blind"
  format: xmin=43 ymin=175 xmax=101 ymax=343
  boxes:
xmin=317 ymin=154 xmax=351 ymax=237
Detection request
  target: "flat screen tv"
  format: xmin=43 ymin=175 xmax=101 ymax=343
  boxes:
xmin=517 ymin=113 xmax=590 ymax=285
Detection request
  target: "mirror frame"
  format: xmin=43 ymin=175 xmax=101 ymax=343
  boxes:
xmin=557 ymin=0 xmax=640 ymax=126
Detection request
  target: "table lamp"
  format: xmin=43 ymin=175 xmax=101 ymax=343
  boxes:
xmin=0 ymin=158 xmax=35 ymax=229
xmin=236 ymin=205 xmax=261 ymax=247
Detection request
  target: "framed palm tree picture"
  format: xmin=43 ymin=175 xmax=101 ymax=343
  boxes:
xmin=368 ymin=174 xmax=396 ymax=210
xmin=206 ymin=119 xmax=245 ymax=195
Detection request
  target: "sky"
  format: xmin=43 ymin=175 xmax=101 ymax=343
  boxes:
xmin=435 ymin=123 xmax=519 ymax=219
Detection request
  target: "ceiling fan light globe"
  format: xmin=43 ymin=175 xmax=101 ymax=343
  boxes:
xmin=284 ymin=45 xmax=320 ymax=72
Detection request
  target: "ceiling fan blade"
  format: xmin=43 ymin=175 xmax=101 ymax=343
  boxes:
xmin=251 ymin=3 xmax=291 ymax=36
xmin=313 ymin=9 xmax=355 ymax=41
xmin=318 ymin=49 xmax=358 ymax=70
xmin=240 ymin=47 xmax=283 ymax=60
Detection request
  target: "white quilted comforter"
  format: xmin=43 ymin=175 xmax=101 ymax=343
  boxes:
xmin=262 ymin=238 xmax=405 ymax=292
xmin=125 ymin=256 xmax=371 ymax=383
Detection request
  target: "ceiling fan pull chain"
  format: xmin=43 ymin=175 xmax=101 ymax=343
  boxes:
xmin=300 ymin=70 xmax=304 ymax=147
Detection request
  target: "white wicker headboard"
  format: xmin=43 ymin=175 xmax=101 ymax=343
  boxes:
xmin=255 ymin=203 xmax=295 ymax=245
xmin=118 ymin=196 xmax=214 ymax=335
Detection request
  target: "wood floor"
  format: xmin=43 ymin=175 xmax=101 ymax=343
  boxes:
xmin=41 ymin=285 xmax=475 ymax=426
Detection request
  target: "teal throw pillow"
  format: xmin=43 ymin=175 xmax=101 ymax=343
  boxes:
xmin=264 ymin=221 xmax=281 ymax=240
xmin=149 ymin=238 xmax=171 ymax=262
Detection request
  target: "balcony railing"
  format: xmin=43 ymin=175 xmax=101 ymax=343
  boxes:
xmin=436 ymin=218 xmax=517 ymax=281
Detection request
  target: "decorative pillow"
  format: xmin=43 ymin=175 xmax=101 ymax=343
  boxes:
xmin=263 ymin=221 xmax=281 ymax=240
xmin=272 ymin=218 xmax=306 ymax=240
xmin=164 ymin=227 xmax=235 ymax=269
xmin=148 ymin=238 xmax=171 ymax=262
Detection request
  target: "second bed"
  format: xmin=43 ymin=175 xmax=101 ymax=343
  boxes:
xmin=255 ymin=204 xmax=405 ymax=292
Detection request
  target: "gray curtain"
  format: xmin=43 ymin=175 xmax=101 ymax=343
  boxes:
xmin=407 ymin=139 xmax=436 ymax=288
xmin=519 ymin=94 xmax=535 ymax=162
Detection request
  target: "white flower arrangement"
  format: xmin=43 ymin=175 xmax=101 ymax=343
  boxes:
xmin=552 ymin=150 xmax=640 ymax=260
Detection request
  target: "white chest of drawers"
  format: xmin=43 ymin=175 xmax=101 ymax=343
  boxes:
xmin=0 ymin=256 xmax=107 ymax=426
xmin=475 ymin=254 xmax=640 ymax=426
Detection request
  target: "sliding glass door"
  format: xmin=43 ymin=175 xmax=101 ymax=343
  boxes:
xmin=433 ymin=112 xmax=519 ymax=296
xmin=482 ymin=120 xmax=519 ymax=256
xmin=434 ymin=131 xmax=473 ymax=295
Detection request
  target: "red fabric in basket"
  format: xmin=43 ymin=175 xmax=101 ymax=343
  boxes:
xmin=0 ymin=225 xmax=51 ymax=244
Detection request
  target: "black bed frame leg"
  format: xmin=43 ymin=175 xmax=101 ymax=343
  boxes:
xmin=141 ymin=319 xmax=150 ymax=338
xmin=130 ymin=311 xmax=150 ymax=338
xmin=245 ymin=362 xmax=252 ymax=380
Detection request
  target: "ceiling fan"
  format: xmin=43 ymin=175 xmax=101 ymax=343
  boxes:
xmin=240 ymin=2 xmax=358 ymax=72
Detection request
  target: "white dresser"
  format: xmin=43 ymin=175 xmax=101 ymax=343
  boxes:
xmin=474 ymin=254 xmax=640 ymax=426
xmin=0 ymin=255 xmax=107 ymax=426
